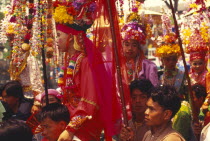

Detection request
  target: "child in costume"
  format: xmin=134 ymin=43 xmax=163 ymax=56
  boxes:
xmin=53 ymin=0 xmax=120 ymax=140
xmin=121 ymin=8 xmax=158 ymax=86
xmin=185 ymin=29 xmax=210 ymax=125
xmin=155 ymin=32 xmax=186 ymax=96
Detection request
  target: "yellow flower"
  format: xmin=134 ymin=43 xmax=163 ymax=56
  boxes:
xmin=156 ymin=44 xmax=180 ymax=58
xmin=190 ymin=3 xmax=198 ymax=9
xmin=53 ymin=5 xmax=74 ymax=25
xmin=200 ymin=25 xmax=209 ymax=42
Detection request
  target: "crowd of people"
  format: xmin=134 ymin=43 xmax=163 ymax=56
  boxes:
xmin=0 ymin=0 xmax=210 ymax=141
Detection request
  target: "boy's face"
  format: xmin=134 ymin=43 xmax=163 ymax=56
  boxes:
xmin=123 ymin=39 xmax=140 ymax=60
xmin=144 ymin=98 xmax=171 ymax=127
xmin=41 ymin=117 xmax=66 ymax=141
xmin=162 ymin=55 xmax=178 ymax=70
xmin=57 ymin=30 xmax=74 ymax=52
xmin=131 ymin=89 xmax=148 ymax=114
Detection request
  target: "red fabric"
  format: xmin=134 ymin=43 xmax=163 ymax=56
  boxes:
xmin=41 ymin=138 xmax=49 ymax=141
xmin=92 ymin=0 xmax=132 ymax=136
xmin=66 ymin=57 xmax=103 ymax=140
xmin=56 ymin=24 xmax=84 ymax=35
xmin=204 ymin=114 xmax=210 ymax=126
xmin=190 ymin=52 xmax=206 ymax=62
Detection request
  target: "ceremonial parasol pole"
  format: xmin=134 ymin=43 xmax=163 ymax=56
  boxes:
xmin=106 ymin=0 xmax=129 ymax=126
xmin=168 ymin=0 xmax=198 ymax=123
xmin=39 ymin=0 xmax=49 ymax=106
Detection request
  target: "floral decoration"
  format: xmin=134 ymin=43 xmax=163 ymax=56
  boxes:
xmin=53 ymin=0 xmax=97 ymax=27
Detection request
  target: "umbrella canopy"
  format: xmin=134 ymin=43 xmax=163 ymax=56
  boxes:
xmin=139 ymin=9 xmax=163 ymax=15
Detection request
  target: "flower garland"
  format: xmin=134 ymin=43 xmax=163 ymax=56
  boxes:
xmin=156 ymin=44 xmax=181 ymax=58
xmin=155 ymin=33 xmax=181 ymax=58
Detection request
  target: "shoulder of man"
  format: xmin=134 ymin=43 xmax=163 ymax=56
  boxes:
xmin=142 ymin=130 xmax=152 ymax=141
xmin=162 ymin=132 xmax=186 ymax=141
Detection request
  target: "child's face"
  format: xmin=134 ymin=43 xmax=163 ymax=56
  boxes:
xmin=41 ymin=117 xmax=66 ymax=141
xmin=123 ymin=39 xmax=140 ymax=60
xmin=162 ymin=55 xmax=178 ymax=70
xmin=57 ymin=30 xmax=74 ymax=53
xmin=191 ymin=59 xmax=206 ymax=74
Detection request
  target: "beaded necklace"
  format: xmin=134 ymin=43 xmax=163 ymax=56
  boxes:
xmin=58 ymin=52 xmax=84 ymax=90
xmin=162 ymin=68 xmax=178 ymax=86
xmin=190 ymin=70 xmax=207 ymax=87
xmin=58 ymin=52 xmax=85 ymax=105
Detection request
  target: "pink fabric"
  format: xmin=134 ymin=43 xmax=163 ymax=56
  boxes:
xmin=35 ymin=93 xmax=42 ymax=102
xmin=41 ymin=89 xmax=63 ymax=100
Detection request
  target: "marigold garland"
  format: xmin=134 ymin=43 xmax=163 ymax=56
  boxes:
xmin=53 ymin=5 xmax=74 ymax=24
xmin=156 ymin=44 xmax=181 ymax=58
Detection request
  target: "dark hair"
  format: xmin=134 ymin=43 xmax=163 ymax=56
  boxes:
xmin=1 ymin=81 xmax=24 ymax=101
xmin=39 ymin=103 xmax=70 ymax=124
xmin=150 ymin=85 xmax=181 ymax=118
xmin=130 ymin=79 xmax=154 ymax=97
xmin=0 ymin=119 xmax=33 ymax=141
xmin=192 ymin=84 xmax=207 ymax=99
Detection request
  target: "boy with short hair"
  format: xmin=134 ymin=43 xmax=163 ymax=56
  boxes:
xmin=120 ymin=79 xmax=153 ymax=141
xmin=39 ymin=103 xmax=70 ymax=141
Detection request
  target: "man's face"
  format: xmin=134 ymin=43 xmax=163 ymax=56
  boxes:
xmin=2 ymin=90 xmax=19 ymax=109
xmin=162 ymin=55 xmax=178 ymax=70
xmin=42 ymin=95 xmax=59 ymax=107
xmin=57 ymin=30 xmax=74 ymax=52
xmin=191 ymin=59 xmax=206 ymax=74
xmin=131 ymin=89 xmax=148 ymax=114
xmin=123 ymin=39 xmax=140 ymax=60
xmin=41 ymin=117 xmax=66 ymax=141
xmin=144 ymin=98 xmax=169 ymax=127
